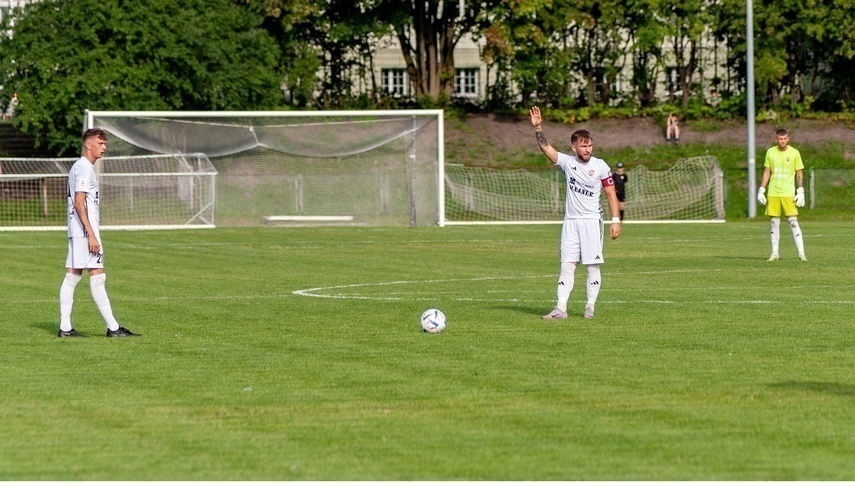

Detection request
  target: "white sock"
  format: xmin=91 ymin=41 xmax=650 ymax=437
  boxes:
xmin=59 ymin=273 xmax=82 ymax=331
xmin=586 ymin=264 xmax=602 ymax=307
xmin=770 ymin=218 xmax=781 ymax=255
xmin=90 ymin=273 xmax=120 ymax=331
xmin=556 ymin=262 xmax=575 ymax=312
xmin=788 ymin=217 xmax=805 ymax=255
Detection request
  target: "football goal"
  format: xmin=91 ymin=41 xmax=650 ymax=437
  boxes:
xmin=85 ymin=110 xmax=445 ymax=227
xmin=444 ymin=155 xmax=726 ymax=224
xmin=0 ymin=154 xmax=216 ymax=230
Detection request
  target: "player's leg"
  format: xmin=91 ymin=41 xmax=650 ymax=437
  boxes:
xmin=777 ymin=197 xmax=806 ymax=260
xmin=579 ymin=219 xmax=606 ymax=318
xmin=58 ymin=238 xmax=89 ymax=337
xmin=785 ymin=213 xmax=805 ymax=261
xmin=766 ymin=197 xmax=783 ymax=260
xmin=788 ymin=217 xmax=806 ymax=260
xmin=59 ymin=271 xmax=83 ymax=336
xmin=81 ymin=241 xmax=139 ymax=336
xmin=543 ymin=221 xmax=579 ymax=319
xmin=88 ymin=269 xmax=120 ymax=332
xmin=769 ymin=218 xmax=781 ymax=260
xmin=584 ymin=264 xmax=601 ymax=319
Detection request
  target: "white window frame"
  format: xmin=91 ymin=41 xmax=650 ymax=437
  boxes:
xmin=380 ymin=68 xmax=409 ymax=97
xmin=454 ymin=68 xmax=479 ymax=98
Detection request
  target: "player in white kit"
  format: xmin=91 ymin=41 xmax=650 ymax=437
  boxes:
xmin=530 ymin=106 xmax=622 ymax=319
xmin=57 ymin=128 xmax=138 ymax=337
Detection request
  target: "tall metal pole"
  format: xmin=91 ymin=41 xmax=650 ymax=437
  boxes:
xmin=746 ymin=0 xmax=757 ymax=217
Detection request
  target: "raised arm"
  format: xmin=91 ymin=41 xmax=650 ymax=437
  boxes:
xmin=529 ymin=106 xmax=559 ymax=165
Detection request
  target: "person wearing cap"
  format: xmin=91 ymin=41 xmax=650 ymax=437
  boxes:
xmin=614 ymin=162 xmax=628 ymax=221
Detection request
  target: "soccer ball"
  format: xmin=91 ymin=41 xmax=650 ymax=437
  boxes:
xmin=420 ymin=308 xmax=447 ymax=333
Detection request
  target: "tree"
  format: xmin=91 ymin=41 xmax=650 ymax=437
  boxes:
xmin=377 ymin=0 xmax=501 ymax=101
xmin=659 ymin=0 xmax=713 ymax=109
xmin=624 ymin=0 xmax=666 ymax=107
xmin=246 ymin=0 xmax=389 ymax=109
xmin=0 ymin=0 xmax=282 ymax=155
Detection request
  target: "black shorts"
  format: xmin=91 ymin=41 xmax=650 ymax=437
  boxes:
xmin=616 ymin=193 xmax=626 ymax=202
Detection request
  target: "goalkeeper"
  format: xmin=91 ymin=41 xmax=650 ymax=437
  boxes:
xmin=756 ymin=128 xmax=807 ymax=261
xmin=530 ymin=106 xmax=621 ymax=320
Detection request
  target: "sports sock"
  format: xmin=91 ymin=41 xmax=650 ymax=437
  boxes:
xmin=59 ymin=273 xmax=82 ymax=332
xmin=619 ymin=210 xmax=624 ymax=220
xmin=770 ymin=218 xmax=781 ymax=255
xmin=585 ymin=264 xmax=601 ymax=307
xmin=90 ymin=273 xmax=120 ymax=332
xmin=556 ymin=261 xmax=575 ymax=312
xmin=788 ymin=217 xmax=805 ymax=255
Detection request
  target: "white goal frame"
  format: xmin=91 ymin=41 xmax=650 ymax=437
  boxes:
xmin=0 ymin=153 xmax=217 ymax=231
xmin=85 ymin=109 xmax=447 ymax=227
xmin=442 ymin=156 xmax=727 ymax=225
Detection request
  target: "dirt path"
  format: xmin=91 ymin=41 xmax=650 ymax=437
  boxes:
xmin=445 ymin=114 xmax=855 ymax=164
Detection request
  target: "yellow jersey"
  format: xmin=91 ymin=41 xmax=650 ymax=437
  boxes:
xmin=764 ymin=145 xmax=804 ymax=197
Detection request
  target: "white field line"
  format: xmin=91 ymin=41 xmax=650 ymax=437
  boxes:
xmin=291 ymin=275 xmax=854 ymax=304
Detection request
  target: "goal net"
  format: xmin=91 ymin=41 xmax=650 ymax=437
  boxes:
xmin=0 ymin=154 xmax=217 ymax=230
xmin=444 ymin=155 xmax=725 ymax=223
xmin=86 ymin=110 xmax=444 ymax=227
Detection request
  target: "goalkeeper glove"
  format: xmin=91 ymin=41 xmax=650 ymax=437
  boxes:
xmin=757 ymin=187 xmax=767 ymax=205
xmin=794 ymin=187 xmax=805 ymax=207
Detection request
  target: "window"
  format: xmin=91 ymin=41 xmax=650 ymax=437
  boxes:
xmin=381 ymin=69 xmax=408 ymax=97
xmin=593 ymin=69 xmax=606 ymax=102
xmin=666 ymin=67 xmax=682 ymax=94
xmin=454 ymin=68 xmax=479 ymax=97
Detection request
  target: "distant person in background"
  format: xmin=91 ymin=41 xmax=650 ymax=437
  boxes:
xmin=706 ymin=89 xmax=721 ymax=108
xmin=614 ymin=162 xmax=628 ymax=220
xmin=3 ymin=93 xmax=18 ymax=120
xmin=756 ymin=128 xmax=807 ymax=262
xmin=58 ymin=128 xmax=139 ymax=338
xmin=665 ymin=113 xmax=680 ymax=143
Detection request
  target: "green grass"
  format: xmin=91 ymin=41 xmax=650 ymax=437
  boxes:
xmin=1 ymin=223 xmax=854 ymax=480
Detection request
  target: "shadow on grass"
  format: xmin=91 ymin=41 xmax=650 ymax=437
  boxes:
xmin=34 ymin=322 xmax=58 ymax=336
xmin=770 ymin=381 xmax=855 ymax=397
xmin=494 ymin=304 xmax=546 ymax=316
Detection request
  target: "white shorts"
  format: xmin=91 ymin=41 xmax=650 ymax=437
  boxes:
xmin=66 ymin=237 xmax=104 ymax=270
xmin=560 ymin=218 xmax=604 ymax=265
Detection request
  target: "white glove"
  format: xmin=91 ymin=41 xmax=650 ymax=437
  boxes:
xmin=757 ymin=187 xmax=767 ymax=205
xmin=794 ymin=187 xmax=805 ymax=207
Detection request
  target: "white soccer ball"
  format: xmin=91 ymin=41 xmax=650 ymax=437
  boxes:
xmin=420 ymin=308 xmax=447 ymax=333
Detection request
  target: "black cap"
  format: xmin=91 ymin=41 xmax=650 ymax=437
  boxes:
xmin=616 ymin=162 xmax=624 ymax=168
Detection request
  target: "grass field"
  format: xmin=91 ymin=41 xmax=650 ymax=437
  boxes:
xmin=1 ymin=222 xmax=853 ymax=480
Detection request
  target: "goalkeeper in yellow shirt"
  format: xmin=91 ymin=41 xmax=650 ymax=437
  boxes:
xmin=756 ymin=128 xmax=807 ymax=261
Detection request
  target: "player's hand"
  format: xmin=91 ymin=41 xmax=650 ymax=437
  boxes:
xmin=757 ymin=187 xmax=767 ymax=205
xmin=794 ymin=187 xmax=805 ymax=207
xmin=88 ymin=235 xmax=101 ymax=255
xmin=610 ymin=221 xmax=621 ymax=240
xmin=529 ymin=106 xmax=542 ymax=128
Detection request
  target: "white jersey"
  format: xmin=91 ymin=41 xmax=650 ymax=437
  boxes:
xmin=555 ymin=152 xmax=614 ymax=219
xmin=67 ymin=157 xmax=100 ymax=238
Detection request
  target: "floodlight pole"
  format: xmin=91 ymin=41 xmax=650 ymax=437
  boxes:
xmin=746 ymin=0 xmax=757 ymax=218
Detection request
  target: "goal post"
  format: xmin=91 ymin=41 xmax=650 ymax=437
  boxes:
xmin=0 ymin=154 xmax=217 ymax=231
xmin=443 ymin=155 xmax=726 ymax=224
xmin=85 ymin=110 xmax=446 ymax=227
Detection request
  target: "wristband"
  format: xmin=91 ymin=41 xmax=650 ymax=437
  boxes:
xmin=611 ymin=217 xmax=621 ymax=224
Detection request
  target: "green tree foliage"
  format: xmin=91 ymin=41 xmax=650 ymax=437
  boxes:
xmin=246 ymin=0 xmax=388 ymax=108
xmin=376 ymin=0 xmax=501 ymax=101
xmin=0 ymin=0 xmax=282 ymax=155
